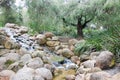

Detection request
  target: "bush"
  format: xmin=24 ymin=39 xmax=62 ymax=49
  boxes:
xmin=75 ymin=26 xmax=120 ymax=62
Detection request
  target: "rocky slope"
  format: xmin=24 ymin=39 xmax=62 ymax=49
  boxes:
xmin=0 ymin=23 xmax=120 ymax=80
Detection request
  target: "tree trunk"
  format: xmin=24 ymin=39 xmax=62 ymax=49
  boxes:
xmin=77 ymin=25 xmax=83 ymax=39
xmin=77 ymin=19 xmax=84 ymax=39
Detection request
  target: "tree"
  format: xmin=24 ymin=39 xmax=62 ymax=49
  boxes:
xmin=26 ymin=0 xmax=59 ymax=32
xmin=0 ymin=0 xmax=16 ymax=24
xmin=60 ymin=0 xmax=106 ymax=38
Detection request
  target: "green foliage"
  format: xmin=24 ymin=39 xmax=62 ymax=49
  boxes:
xmin=102 ymin=26 xmax=120 ymax=61
xmin=75 ymin=26 xmax=120 ymax=59
xmin=5 ymin=60 xmax=14 ymax=66
xmin=26 ymin=0 xmax=60 ymax=33
xmin=74 ymin=36 xmax=103 ymax=56
xmin=0 ymin=0 xmax=22 ymax=26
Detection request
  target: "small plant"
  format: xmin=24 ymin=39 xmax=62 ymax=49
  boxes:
xmin=5 ymin=60 xmax=14 ymax=66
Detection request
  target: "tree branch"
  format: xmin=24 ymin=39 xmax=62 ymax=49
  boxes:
xmin=82 ymin=17 xmax=94 ymax=28
xmin=62 ymin=18 xmax=77 ymax=26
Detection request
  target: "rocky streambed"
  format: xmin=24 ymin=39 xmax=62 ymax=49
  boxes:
xmin=0 ymin=23 xmax=120 ymax=80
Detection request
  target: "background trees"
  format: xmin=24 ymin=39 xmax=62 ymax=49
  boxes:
xmin=0 ymin=0 xmax=22 ymax=26
xmin=0 ymin=0 xmax=119 ymax=59
xmin=26 ymin=0 xmax=60 ymax=33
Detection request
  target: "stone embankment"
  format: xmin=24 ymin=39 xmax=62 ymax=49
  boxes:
xmin=0 ymin=23 xmax=120 ymax=80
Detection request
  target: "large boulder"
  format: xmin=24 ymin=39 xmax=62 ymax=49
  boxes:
xmin=12 ymin=66 xmax=44 ymax=80
xmin=0 ymin=70 xmax=15 ymax=80
xmin=20 ymin=54 xmax=32 ymax=64
xmin=44 ymin=32 xmax=54 ymax=38
xmin=82 ymin=60 xmax=96 ymax=68
xmin=112 ymin=73 xmax=120 ymax=80
xmin=0 ymin=49 xmax=10 ymax=56
xmin=0 ymin=57 xmax=7 ymax=70
xmin=19 ymin=26 xmax=28 ymax=34
xmin=90 ymin=52 xmax=100 ymax=60
xmin=3 ymin=53 xmax=20 ymax=62
xmin=36 ymin=68 xmax=53 ymax=80
xmin=46 ymin=41 xmax=60 ymax=47
xmin=95 ymin=51 xmax=115 ymax=69
xmin=27 ymin=57 xmax=43 ymax=69
xmin=57 ymin=48 xmax=74 ymax=58
xmin=76 ymin=67 xmax=101 ymax=74
xmin=65 ymin=75 xmax=75 ymax=80
xmin=53 ymin=69 xmax=75 ymax=80
xmin=68 ymin=39 xmax=78 ymax=46
xmin=71 ymin=56 xmax=80 ymax=65
xmin=19 ymin=47 xmax=30 ymax=55
xmin=90 ymin=71 xmax=112 ymax=80
xmin=31 ymin=50 xmax=46 ymax=58
xmin=36 ymin=34 xmax=47 ymax=45
xmin=74 ymin=73 xmax=92 ymax=80
xmin=4 ymin=39 xmax=21 ymax=49
xmin=75 ymin=74 xmax=85 ymax=80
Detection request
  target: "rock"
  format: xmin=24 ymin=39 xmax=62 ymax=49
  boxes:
xmin=20 ymin=54 xmax=32 ymax=64
xmin=112 ymin=73 xmax=120 ymax=80
xmin=27 ymin=57 xmax=43 ymax=69
xmin=0 ymin=49 xmax=10 ymax=56
xmin=46 ymin=41 xmax=60 ymax=47
xmin=36 ymin=68 xmax=53 ymax=80
xmin=0 ymin=57 xmax=7 ymax=65
xmin=58 ymin=48 xmax=74 ymax=58
xmin=75 ymin=73 xmax=92 ymax=80
xmin=56 ymin=49 xmax=63 ymax=55
xmin=68 ymin=39 xmax=78 ymax=46
xmin=75 ymin=74 xmax=85 ymax=80
xmin=36 ymin=34 xmax=47 ymax=45
xmin=55 ymin=45 xmax=62 ymax=51
xmin=80 ymin=54 xmax=90 ymax=62
xmin=90 ymin=52 xmax=100 ymax=60
xmin=3 ymin=53 xmax=20 ymax=62
xmin=0 ymin=70 xmax=15 ymax=80
xmin=49 ymin=55 xmax=65 ymax=63
xmin=95 ymin=51 xmax=115 ymax=69
xmin=61 ymin=44 xmax=69 ymax=48
xmin=65 ymin=75 xmax=75 ymax=80
xmin=44 ymin=64 xmax=55 ymax=73
xmin=90 ymin=71 xmax=112 ymax=80
xmin=19 ymin=26 xmax=28 ymax=34
xmin=52 ymin=36 xmax=59 ymax=41
xmin=19 ymin=47 xmax=30 ymax=55
xmin=62 ymin=48 xmax=74 ymax=58
xmin=53 ymin=69 xmax=75 ymax=80
xmin=69 ymin=45 xmax=75 ymax=51
xmin=4 ymin=39 xmax=13 ymax=49
xmin=0 ymin=76 xmax=9 ymax=80
xmin=31 ymin=50 xmax=46 ymax=58
xmin=76 ymin=67 xmax=101 ymax=74
xmin=33 ymin=75 xmax=45 ymax=80
xmin=71 ymin=56 xmax=80 ymax=65
xmin=12 ymin=66 xmax=44 ymax=80
xmin=82 ymin=60 xmax=96 ymax=68
xmin=5 ymin=23 xmax=16 ymax=28
xmin=12 ymin=66 xmax=34 ymax=80
xmin=0 ymin=57 xmax=7 ymax=70
xmin=0 ymin=35 xmax=7 ymax=45
xmin=4 ymin=39 xmax=21 ymax=49
xmin=44 ymin=32 xmax=54 ymax=38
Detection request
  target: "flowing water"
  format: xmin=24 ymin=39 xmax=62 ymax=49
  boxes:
xmin=3 ymin=27 xmax=77 ymax=70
